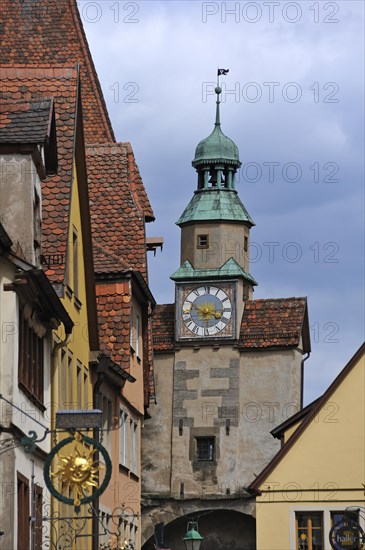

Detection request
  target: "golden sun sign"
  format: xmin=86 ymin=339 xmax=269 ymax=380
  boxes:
xmin=53 ymin=434 xmax=103 ymax=507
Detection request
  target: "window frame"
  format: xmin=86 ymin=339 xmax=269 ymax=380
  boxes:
xmin=196 ymin=436 xmax=215 ymax=462
xmin=244 ymin=235 xmax=248 ymax=252
xmin=119 ymin=410 xmax=128 ymax=468
xmin=130 ymin=418 xmax=139 ymax=475
xmin=295 ymin=511 xmax=323 ymax=550
xmin=135 ymin=313 xmax=141 ymax=358
xmin=18 ymin=308 xmax=44 ymax=407
xmin=17 ymin=472 xmax=30 ymax=550
xmin=197 ymin=234 xmax=209 ymax=249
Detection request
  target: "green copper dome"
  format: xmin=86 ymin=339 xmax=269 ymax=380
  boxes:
xmin=193 ymin=125 xmax=240 ymax=166
xmin=192 ymin=86 xmax=241 ymax=168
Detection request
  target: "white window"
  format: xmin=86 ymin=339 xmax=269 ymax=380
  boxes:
xmin=119 ymin=410 xmax=128 ymax=467
xmin=135 ymin=314 xmax=141 ymax=357
xmin=130 ymin=305 xmax=141 ymax=358
xmin=130 ymin=305 xmax=134 ymax=348
xmin=130 ymin=419 xmax=139 ymax=475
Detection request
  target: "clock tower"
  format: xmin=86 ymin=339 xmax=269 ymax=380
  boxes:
xmin=142 ymin=77 xmax=310 ymax=550
xmin=173 ymin=84 xmax=256 ymax=343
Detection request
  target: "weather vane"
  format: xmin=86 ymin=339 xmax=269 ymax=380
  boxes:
xmin=217 ymin=67 xmax=229 ymax=87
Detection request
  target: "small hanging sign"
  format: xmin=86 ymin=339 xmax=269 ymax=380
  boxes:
xmin=329 ymin=518 xmax=365 ymax=550
xmin=44 ymin=431 xmax=112 ymax=513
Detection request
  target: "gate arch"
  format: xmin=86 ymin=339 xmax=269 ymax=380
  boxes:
xmin=142 ymin=501 xmax=256 ymax=550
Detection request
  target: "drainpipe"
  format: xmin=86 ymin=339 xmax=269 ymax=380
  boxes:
xmin=92 ymin=356 xmax=108 ymax=550
xmin=301 ymin=352 xmax=310 ymax=409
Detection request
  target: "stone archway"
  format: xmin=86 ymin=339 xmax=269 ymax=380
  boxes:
xmin=142 ymin=508 xmax=256 ymax=550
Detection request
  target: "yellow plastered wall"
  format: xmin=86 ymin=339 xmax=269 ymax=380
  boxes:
xmin=50 ymin=162 xmax=94 ymax=549
xmin=255 ymin=351 xmax=365 ymax=550
xmin=52 ymin=162 xmax=92 ymax=411
xmin=283 ymin=418 xmax=303 ymax=444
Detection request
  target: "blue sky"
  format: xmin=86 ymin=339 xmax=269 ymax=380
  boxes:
xmin=80 ymin=0 xmax=364 ymax=404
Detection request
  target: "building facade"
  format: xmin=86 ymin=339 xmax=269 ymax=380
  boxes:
xmin=1 ymin=2 xmax=157 ymax=548
xmin=141 ymin=86 xmax=311 ymax=549
xmin=0 ymin=98 xmax=74 ymax=549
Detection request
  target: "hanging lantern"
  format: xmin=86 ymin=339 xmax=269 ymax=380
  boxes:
xmin=182 ymin=522 xmax=203 ymax=550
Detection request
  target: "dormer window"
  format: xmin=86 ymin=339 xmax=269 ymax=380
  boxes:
xmin=197 ymin=234 xmax=209 ymax=249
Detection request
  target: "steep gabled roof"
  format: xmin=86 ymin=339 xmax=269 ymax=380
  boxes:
xmin=0 ymin=0 xmax=114 ymax=143
xmin=1 ymin=0 xmax=155 ymax=219
xmin=0 ymin=65 xmax=78 ymax=282
xmin=248 ymin=342 xmax=365 ymax=493
xmin=87 ymin=143 xmax=152 ymax=278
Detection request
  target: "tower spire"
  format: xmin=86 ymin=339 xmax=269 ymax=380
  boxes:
xmin=215 ymin=85 xmax=221 ymax=127
xmin=215 ymin=68 xmax=228 ymax=126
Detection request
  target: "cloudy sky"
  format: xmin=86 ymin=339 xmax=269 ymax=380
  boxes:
xmin=80 ymin=0 xmax=364 ymax=404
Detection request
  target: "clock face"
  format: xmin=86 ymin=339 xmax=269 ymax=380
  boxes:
xmin=180 ymin=285 xmax=234 ymax=338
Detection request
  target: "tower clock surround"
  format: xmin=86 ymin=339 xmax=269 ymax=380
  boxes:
xmin=176 ymin=282 xmax=236 ymax=340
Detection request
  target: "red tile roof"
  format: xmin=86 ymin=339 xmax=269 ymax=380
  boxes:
xmin=87 ymin=143 xmax=152 ymax=279
xmin=239 ymin=298 xmax=309 ymax=350
xmin=152 ymin=298 xmax=309 ymax=353
xmin=93 ymin=242 xmax=132 ymax=275
xmin=152 ymin=304 xmax=176 ymax=352
xmin=0 ymin=0 xmax=114 ymax=143
xmin=96 ymin=281 xmax=131 ymax=368
xmin=0 ymin=65 xmax=78 ymax=282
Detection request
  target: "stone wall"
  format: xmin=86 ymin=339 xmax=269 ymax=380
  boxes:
xmin=142 ymin=345 xmax=303 ymax=507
